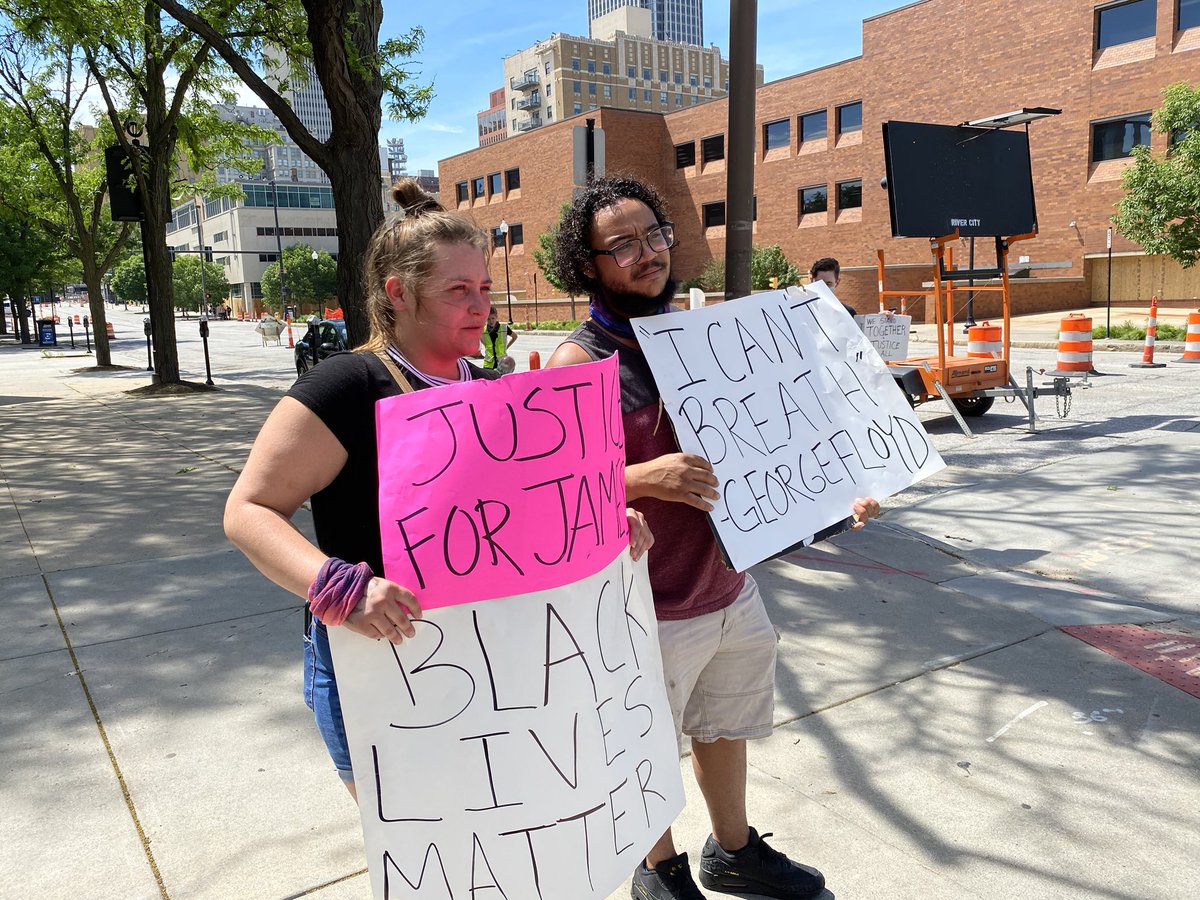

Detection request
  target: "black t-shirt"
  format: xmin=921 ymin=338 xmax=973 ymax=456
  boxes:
xmin=286 ymin=351 xmax=497 ymax=575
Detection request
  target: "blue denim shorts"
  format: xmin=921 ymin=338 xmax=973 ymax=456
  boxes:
xmin=302 ymin=619 xmax=354 ymax=782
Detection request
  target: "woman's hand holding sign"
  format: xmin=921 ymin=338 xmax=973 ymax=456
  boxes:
xmin=345 ymin=577 xmax=423 ymax=644
xmin=628 ymin=452 xmax=721 ymax=512
xmin=627 ymin=508 xmax=654 ymax=561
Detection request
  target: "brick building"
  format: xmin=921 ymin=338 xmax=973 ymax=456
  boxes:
xmin=440 ymin=0 xmax=1200 ymax=320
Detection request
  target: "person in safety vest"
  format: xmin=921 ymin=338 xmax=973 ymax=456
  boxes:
xmin=480 ymin=304 xmax=518 ymax=373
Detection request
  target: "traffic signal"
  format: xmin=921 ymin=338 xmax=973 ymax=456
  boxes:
xmin=104 ymin=145 xmax=143 ymax=222
xmin=168 ymin=246 xmax=177 ymax=262
xmin=204 ymin=246 xmax=213 ymax=262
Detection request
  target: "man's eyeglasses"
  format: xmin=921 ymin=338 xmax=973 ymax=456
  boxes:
xmin=590 ymin=223 xmax=676 ymax=268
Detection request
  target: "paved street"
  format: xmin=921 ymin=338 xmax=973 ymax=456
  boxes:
xmin=2 ymin=304 xmax=1198 ymax=899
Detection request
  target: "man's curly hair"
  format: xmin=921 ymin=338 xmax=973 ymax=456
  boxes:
xmin=550 ymin=176 xmax=671 ymax=297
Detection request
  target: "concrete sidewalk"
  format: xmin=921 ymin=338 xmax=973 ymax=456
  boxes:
xmin=2 ymin=322 xmax=1198 ymax=900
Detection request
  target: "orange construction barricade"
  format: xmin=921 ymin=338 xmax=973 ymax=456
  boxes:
xmin=967 ymin=322 xmax=1002 ymax=359
xmin=1054 ymin=314 xmax=1095 ymax=374
xmin=1176 ymin=309 xmax=1200 ymax=364
xmin=105 ymin=322 xmax=115 ymax=338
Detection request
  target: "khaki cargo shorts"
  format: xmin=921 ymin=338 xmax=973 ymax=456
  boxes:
xmin=656 ymin=575 xmax=778 ymax=747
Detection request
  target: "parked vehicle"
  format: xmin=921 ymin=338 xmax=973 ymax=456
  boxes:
xmin=295 ymin=318 xmax=348 ymax=376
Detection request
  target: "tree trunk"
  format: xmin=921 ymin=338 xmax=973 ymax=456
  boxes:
xmin=14 ymin=291 xmax=32 ymax=344
xmin=77 ymin=235 xmax=112 ymax=366
xmin=326 ymin=140 xmax=383 ymax=347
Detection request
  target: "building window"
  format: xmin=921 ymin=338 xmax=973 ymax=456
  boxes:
xmin=602 ymin=62 xmax=611 ymax=75
xmin=837 ymin=102 xmax=863 ymax=134
xmin=213 ymin=231 xmax=227 ymax=243
xmin=1092 ymin=113 xmax=1152 ymax=160
xmin=691 ymin=95 xmax=698 ymax=105
xmin=1180 ymin=0 xmax=1200 ymax=29
xmin=574 ymin=103 xmax=582 ymax=114
xmin=603 ymin=85 xmax=611 ymax=98
xmin=675 ymin=94 xmax=682 ymax=106
xmin=628 ymin=87 xmax=637 ymax=100
xmin=703 ymin=76 xmax=712 ymax=88
xmin=488 ymin=172 xmax=502 ymax=195
xmin=628 ymin=65 xmax=636 ymax=77
xmin=545 ymin=60 xmax=551 ymax=74
xmin=675 ymin=142 xmax=696 ymax=167
xmin=572 ymin=58 xmax=580 ymax=70
xmin=659 ymin=69 xmax=668 ymax=82
xmin=509 ymin=224 xmax=523 ymax=246
xmin=587 ymin=60 xmax=596 ymax=73
xmin=701 ymin=134 xmax=725 ymax=162
xmin=644 ymin=89 xmax=652 ymax=101
xmin=643 ymin=67 xmax=651 ymax=80
xmin=472 ymin=176 xmax=486 ymax=199
xmin=573 ymin=80 xmax=581 ymax=93
xmin=492 ymin=227 xmax=505 ymax=249
xmin=837 ymin=179 xmax=863 ymax=210
xmin=799 ymin=110 xmax=828 ymax=142
xmin=589 ymin=82 xmax=597 ymax=96
xmin=660 ymin=91 xmax=668 ymax=103
xmin=764 ymin=118 xmax=790 ymax=152
xmin=455 ymin=181 xmax=469 ymax=203
xmin=505 ymin=168 xmax=520 ymax=191
xmin=799 ymin=185 xmax=828 ymax=214
xmin=674 ymin=72 xmax=682 ymax=84
xmin=1096 ymin=0 xmax=1156 ymax=48
xmin=702 ymin=201 xmax=726 ymax=228
xmin=690 ymin=74 xmax=698 ymax=86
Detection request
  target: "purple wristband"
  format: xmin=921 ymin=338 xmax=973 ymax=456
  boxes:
xmin=307 ymin=558 xmax=375 ymax=626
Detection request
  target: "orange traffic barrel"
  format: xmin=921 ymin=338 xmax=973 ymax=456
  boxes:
xmin=967 ymin=322 xmax=1002 ymax=358
xmin=105 ymin=322 xmax=115 ymax=338
xmin=528 ymin=350 xmax=541 ymax=370
xmin=74 ymin=314 xmax=81 ymax=324
xmin=1178 ymin=309 xmax=1200 ymax=364
xmin=1054 ymin=313 xmax=1095 ymax=374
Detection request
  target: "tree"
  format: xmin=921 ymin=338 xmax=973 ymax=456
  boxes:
xmin=532 ymin=202 xmax=573 ymax=294
xmin=1114 ymin=81 xmax=1200 ymax=268
xmin=260 ymin=243 xmax=336 ymax=309
xmin=681 ymin=245 xmax=801 ymax=293
xmin=111 ymin=253 xmax=148 ymax=305
xmin=171 ymin=253 xmax=229 ymax=312
xmin=6 ymin=0 xmax=272 ymax=385
xmin=750 ymin=244 xmax=802 ymax=289
xmin=147 ymin=0 xmax=433 ymax=346
xmin=0 ymin=212 xmax=65 ymax=342
xmin=0 ymin=29 xmax=132 ymax=365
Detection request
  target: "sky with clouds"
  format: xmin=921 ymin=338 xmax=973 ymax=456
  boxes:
xmin=357 ymin=0 xmax=901 ymax=174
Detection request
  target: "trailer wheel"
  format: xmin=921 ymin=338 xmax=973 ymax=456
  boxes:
xmin=952 ymin=396 xmax=995 ymax=417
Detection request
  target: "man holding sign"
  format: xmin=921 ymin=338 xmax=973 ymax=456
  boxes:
xmin=548 ymin=177 xmax=881 ymax=900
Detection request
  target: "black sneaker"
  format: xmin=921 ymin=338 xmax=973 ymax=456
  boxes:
xmin=699 ymin=827 xmax=825 ymax=898
xmin=631 ymin=851 xmax=707 ymax=899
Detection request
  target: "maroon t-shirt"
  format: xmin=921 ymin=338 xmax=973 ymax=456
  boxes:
xmin=565 ymin=320 xmax=745 ymax=620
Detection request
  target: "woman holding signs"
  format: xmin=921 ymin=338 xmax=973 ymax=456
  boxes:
xmin=225 ymin=178 xmax=654 ymax=797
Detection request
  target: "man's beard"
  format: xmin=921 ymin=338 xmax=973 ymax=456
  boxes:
xmin=594 ymin=272 xmax=678 ymax=318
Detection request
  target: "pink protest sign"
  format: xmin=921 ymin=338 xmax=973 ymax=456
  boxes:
xmin=377 ymin=355 xmax=627 ymax=610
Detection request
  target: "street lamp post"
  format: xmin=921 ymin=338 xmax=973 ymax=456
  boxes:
xmin=499 ymin=220 xmax=512 ymax=323
xmin=263 ymin=163 xmax=288 ymax=319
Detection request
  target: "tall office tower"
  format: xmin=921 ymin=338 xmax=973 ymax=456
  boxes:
xmin=263 ymin=50 xmax=333 ymax=143
xmin=588 ymin=0 xmax=703 ymax=46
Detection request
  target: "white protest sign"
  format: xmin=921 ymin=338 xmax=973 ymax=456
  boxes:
xmin=633 ymin=281 xmax=944 ymax=572
xmin=854 ymin=313 xmax=912 ymax=361
xmin=329 ymin=549 xmax=684 ymax=900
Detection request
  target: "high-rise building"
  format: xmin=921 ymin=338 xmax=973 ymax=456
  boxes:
xmin=501 ymin=5 xmax=752 ymax=138
xmin=478 ymin=88 xmax=508 ymax=147
xmin=588 ymin=0 xmax=703 ymax=46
